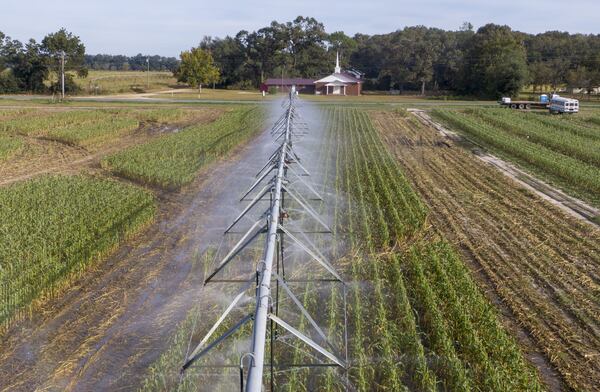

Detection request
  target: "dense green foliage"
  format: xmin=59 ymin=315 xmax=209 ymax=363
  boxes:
xmin=2 ymin=19 xmax=600 ymax=97
xmin=41 ymin=28 xmax=86 ymax=93
xmin=84 ymin=54 xmax=179 ymax=72
xmin=462 ymin=25 xmax=529 ymax=98
xmin=102 ymin=106 xmax=263 ymax=189
xmin=200 ymin=19 xmax=600 ymax=98
xmin=433 ymin=108 xmax=600 ymax=206
xmin=175 ymin=47 xmax=220 ymax=91
xmin=0 ymin=28 xmax=85 ymax=93
xmin=0 ymin=175 xmax=156 ymax=331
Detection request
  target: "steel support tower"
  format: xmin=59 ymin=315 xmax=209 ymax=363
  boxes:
xmin=180 ymin=93 xmax=347 ymax=391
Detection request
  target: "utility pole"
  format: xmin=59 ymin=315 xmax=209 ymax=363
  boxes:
xmin=146 ymin=57 xmax=150 ymax=90
xmin=61 ymin=51 xmax=65 ymax=100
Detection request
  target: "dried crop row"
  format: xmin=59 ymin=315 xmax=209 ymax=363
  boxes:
xmin=373 ymin=110 xmax=600 ymax=391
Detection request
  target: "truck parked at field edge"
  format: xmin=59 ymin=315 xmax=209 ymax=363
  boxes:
xmin=499 ymin=94 xmax=579 ymax=114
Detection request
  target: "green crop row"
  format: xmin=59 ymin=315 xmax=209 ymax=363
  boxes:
xmin=102 ymin=106 xmax=264 ymax=190
xmin=0 ymin=175 xmax=156 ymax=332
xmin=433 ymin=109 xmax=600 ymax=205
xmin=467 ymin=108 xmax=600 ymax=167
xmin=329 ymin=106 xmax=542 ymax=391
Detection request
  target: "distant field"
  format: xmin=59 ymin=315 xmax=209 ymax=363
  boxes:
xmin=73 ymin=70 xmax=178 ymax=95
xmin=150 ymin=88 xmax=275 ymax=101
xmin=433 ymin=107 xmax=600 ymax=207
xmin=0 ymin=108 xmax=208 ymax=149
xmin=150 ymin=89 xmax=498 ymax=105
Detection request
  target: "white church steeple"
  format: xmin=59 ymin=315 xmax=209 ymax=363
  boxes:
xmin=334 ymin=51 xmax=341 ymax=74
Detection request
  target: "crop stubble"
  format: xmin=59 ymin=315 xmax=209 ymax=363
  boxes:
xmin=372 ymin=110 xmax=600 ymax=391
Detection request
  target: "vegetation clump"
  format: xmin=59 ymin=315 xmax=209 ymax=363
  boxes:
xmin=102 ymin=106 xmax=264 ymax=189
xmin=0 ymin=175 xmax=156 ymax=332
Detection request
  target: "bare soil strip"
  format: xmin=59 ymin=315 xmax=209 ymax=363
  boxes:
xmin=372 ymin=110 xmax=600 ymax=391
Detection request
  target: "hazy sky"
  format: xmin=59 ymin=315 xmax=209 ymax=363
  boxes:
xmin=1 ymin=0 xmax=598 ymax=57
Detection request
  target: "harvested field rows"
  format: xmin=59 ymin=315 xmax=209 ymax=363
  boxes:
xmin=372 ymin=110 xmax=600 ymax=391
xmin=432 ymin=108 xmax=600 ymax=207
xmin=0 ymin=107 xmax=224 ymax=186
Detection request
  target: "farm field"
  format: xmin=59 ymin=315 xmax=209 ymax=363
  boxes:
xmin=72 ymin=70 xmax=178 ymax=95
xmin=373 ymin=109 xmax=600 ymax=391
xmin=432 ymin=108 xmax=600 ymax=208
xmin=0 ymin=103 xmax=265 ymax=333
xmin=102 ymin=106 xmax=264 ymax=189
xmin=2 ymin=97 xmax=600 ymax=391
xmin=141 ymin=104 xmax=543 ymax=391
xmin=0 ymin=107 xmax=224 ymax=186
xmin=0 ymin=175 xmax=156 ymax=331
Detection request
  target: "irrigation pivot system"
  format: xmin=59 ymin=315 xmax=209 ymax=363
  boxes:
xmin=181 ymin=93 xmax=348 ymax=391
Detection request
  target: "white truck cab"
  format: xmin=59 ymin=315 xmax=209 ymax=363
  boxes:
xmin=549 ymin=96 xmax=579 ymax=114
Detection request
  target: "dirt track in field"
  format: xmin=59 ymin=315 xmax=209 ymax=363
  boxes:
xmin=0 ymin=108 xmax=223 ymax=187
xmin=372 ymin=110 xmax=600 ymax=391
xmin=0 ymin=119 xmax=283 ymax=391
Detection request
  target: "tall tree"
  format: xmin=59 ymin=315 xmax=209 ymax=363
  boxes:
xmin=11 ymin=40 xmax=48 ymax=92
xmin=175 ymin=47 xmax=220 ymax=93
xmin=463 ymin=24 xmax=529 ymax=98
xmin=40 ymin=28 xmax=86 ymax=92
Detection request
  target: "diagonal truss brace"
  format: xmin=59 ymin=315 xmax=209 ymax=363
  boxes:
xmin=182 ymin=313 xmax=254 ymax=371
xmin=273 ymin=272 xmax=339 ymax=354
xmin=268 ymin=313 xmax=345 ymax=368
xmin=205 ymin=220 xmax=267 ymax=284
xmin=185 ymin=279 xmax=254 ymax=365
xmin=278 ymin=225 xmax=343 ymax=282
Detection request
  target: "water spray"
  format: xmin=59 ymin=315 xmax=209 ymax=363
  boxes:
xmin=181 ymin=93 xmax=348 ymax=391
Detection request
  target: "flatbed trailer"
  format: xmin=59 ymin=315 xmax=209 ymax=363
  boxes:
xmin=499 ymin=101 xmax=548 ymax=110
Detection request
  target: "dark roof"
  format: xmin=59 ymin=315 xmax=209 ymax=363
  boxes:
xmin=263 ymin=78 xmax=315 ymax=86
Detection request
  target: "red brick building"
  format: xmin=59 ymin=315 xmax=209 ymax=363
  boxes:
xmin=261 ymin=78 xmax=316 ymax=94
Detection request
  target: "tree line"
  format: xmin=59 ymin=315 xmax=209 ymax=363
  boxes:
xmin=0 ymin=28 xmax=85 ymax=93
xmin=200 ymin=18 xmax=600 ymax=98
xmin=2 ymin=18 xmax=600 ymax=98
xmin=84 ymin=54 xmax=178 ymax=72
xmin=0 ymin=28 xmax=178 ymax=94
